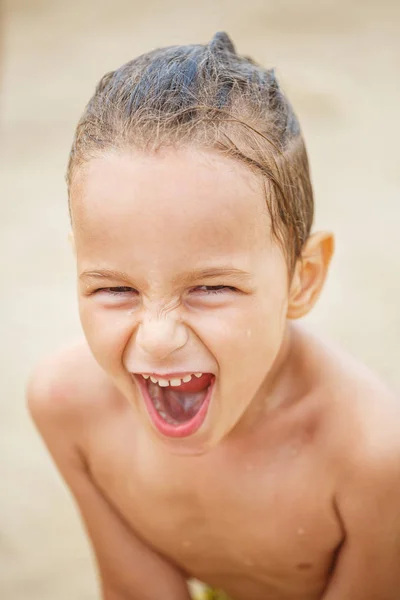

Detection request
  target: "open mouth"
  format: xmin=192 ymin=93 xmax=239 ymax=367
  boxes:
xmin=135 ymin=372 xmax=215 ymax=438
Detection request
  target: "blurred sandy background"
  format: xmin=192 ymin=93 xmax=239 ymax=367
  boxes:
xmin=1 ymin=0 xmax=399 ymax=598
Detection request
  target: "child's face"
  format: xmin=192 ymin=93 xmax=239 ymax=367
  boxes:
xmin=72 ymin=147 xmax=292 ymax=454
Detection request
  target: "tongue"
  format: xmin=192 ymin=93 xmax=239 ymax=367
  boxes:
xmin=147 ymin=374 xmax=213 ymax=424
xmin=173 ymin=373 xmax=213 ymax=393
xmin=163 ymin=388 xmax=208 ymax=422
xmin=163 ymin=374 xmax=213 ymax=422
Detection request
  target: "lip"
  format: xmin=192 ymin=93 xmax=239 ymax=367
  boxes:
xmin=134 ymin=374 xmax=215 ymax=438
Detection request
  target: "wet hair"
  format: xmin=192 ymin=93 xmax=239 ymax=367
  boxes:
xmin=67 ymin=32 xmax=314 ymax=270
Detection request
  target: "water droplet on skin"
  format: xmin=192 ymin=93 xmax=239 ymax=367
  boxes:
xmin=297 ymin=527 xmax=305 ymax=535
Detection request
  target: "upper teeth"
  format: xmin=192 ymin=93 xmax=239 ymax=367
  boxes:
xmin=143 ymin=373 xmax=203 ymax=386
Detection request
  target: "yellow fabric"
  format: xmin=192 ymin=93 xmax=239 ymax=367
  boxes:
xmin=189 ymin=580 xmax=232 ymax=600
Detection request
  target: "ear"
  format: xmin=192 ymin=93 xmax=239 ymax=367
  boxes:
xmin=287 ymin=232 xmax=334 ymax=320
xmin=68 ymin=231 xmax=76 ymax=256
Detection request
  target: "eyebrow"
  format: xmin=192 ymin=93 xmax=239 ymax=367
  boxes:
xmin=176 ymin=267 xmax=252 ymax=285
xmin=79 ymin=267 xmax=252 ymax=284
xmin=79 ymin=269 xmax=133 ymax=283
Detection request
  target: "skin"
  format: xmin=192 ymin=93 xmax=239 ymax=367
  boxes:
xmin=28 ymin=148 xmax=400 ymax=600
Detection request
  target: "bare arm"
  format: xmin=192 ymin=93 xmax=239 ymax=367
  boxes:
xmin=27 ymin=355 xmax=191 ymax=600
xmin=322 ymin=446 xmax=400 ymax=600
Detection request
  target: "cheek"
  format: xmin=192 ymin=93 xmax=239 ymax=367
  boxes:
xmin=192 ymin=290 xmax=288 ymax=369
xmin=78 ymin=300 xmax=135 ymax=372
xmin=214 ymin=295 xmax=288 ymax=420
xmin=229 ymin=293 xmax=288 ymax=379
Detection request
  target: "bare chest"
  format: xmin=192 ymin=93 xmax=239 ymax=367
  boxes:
xmin=87 ymin=433 xmax=342 ymax=599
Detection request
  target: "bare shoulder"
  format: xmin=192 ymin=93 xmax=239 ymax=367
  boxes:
xmin=336 ymin=380 xmax=400 ymax=486
xmin=306 ymin=329 xmax=400 ymax=476
xmin=327 ymin=355 xmax=400 ymax=580
xmin=296 ymin=326 xmax=400 ymax=461
xmin=27 ymin=341 xmax=191 ymax=599
xmin=27 ymin=338 xmax=120 ymax=436
xmin=309 ymin=349 xmax=400 ymax=599
xmin=332 ymin=351 xmax=399 ymax=462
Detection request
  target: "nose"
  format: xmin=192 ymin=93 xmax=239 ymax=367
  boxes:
xmin=135 ymin=314 xmax=188 ymax=361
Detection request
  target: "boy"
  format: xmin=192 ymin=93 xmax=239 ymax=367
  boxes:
xmin=28 ymin=32 xmax=400 ymax=599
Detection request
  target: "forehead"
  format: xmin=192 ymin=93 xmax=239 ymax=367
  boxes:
xmin=72 ymin=147 xmax=273 ymax=267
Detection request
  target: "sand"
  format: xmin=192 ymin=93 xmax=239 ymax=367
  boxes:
xmin=1 ymin=0 xmax=399 ymax=598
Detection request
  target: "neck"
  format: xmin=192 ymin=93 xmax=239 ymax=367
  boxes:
xmin=225 ymin=322 xmax=302 ymax=445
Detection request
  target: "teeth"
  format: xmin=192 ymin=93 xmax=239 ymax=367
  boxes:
xmin=143 ymin=372 xmax=204 ymax=386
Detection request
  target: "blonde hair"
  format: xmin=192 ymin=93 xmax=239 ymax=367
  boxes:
xmin=67 ymin=32 xmax=314 ymax=270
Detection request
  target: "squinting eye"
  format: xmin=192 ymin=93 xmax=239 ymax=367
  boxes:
xmin=192 ymin=285 xmax=236 ymax=294
xmin=96 ymin=287 xmax=137 ymax=295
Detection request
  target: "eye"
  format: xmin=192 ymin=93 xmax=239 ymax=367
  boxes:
xmin=191 ymin=285 xmax=236 ymax=295
xmin=96 ymin=286 xmax=137 ymax=295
